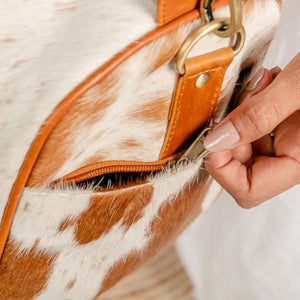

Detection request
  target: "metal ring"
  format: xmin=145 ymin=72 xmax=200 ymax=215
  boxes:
xmin=175 ymin=19 xmax=245 ymax=74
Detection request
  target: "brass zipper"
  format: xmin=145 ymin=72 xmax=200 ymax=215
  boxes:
xmin=51 ymin=127 xmax=211 ymax=186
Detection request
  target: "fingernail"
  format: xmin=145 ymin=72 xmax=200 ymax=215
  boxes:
xmin=204 ymin=121 xmax=240 ymax=152
xmin=270 ymin=66 xmax=282 ymax=79
xmin=246 ymin=68 xmax=265 ymax=91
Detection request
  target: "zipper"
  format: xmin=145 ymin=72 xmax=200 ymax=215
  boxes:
xmin=175 ymin=127 xmax=211 ymax=166
xmin=51 ymin=154 xmax=180 ymax=185
xmin=51 ymin=127 xmax=211 ymax=186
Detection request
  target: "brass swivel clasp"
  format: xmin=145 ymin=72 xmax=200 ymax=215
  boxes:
xmin=200 ymin=0 xmax=242 ymax=38
xmin=175 ymin=127 xmax=212 ymax=167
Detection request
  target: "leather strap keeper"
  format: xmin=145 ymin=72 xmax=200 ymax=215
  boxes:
xmin=159 ymin=47 xmax=234 ymax=159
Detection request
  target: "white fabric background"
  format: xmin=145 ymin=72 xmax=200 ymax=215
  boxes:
xmin=177 ymin=1 xmax=300 ymax=299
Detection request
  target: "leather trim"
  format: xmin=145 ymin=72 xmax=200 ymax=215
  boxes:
xmin=0 ymin=10 xmax=202 ymax=260
xmin=160 ymin=48 xmax=234 ymax=158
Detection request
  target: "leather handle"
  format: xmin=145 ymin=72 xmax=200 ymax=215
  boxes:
xmin=157 ymin=0 xmax=199 ymax=26
xmin=157 ymin=0 xmax=229 ymax=26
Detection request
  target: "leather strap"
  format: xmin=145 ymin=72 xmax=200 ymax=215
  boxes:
xmin=157 ymin=0 xmax=198 ymax=26
xmin=159 ymin=47 xmax=234 ymax=159
xmin=157 ymin=0 xmax=229 ymax=26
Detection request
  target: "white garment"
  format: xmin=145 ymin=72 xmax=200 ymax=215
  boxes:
xmin=177 ymin=1 xmax=300 ymax=299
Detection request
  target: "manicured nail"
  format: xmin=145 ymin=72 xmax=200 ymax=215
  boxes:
xmin=246 ymin=68 xmax=265 ymax=91
xmin=204 ymin=121 xmax=240 ymax=152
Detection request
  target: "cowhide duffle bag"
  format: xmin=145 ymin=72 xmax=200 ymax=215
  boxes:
xmin=0 ymin=0 xmax=281 ymax=299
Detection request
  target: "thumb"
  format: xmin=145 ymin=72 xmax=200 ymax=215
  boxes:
xmin=204 ymin=52 xmax=300 ymax=152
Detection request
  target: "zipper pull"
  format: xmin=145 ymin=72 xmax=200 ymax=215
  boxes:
xmin=176 ymin=126 xmax=212 ymax=166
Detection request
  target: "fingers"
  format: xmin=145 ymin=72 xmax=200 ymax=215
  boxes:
xmin=204 ymin=52 xmax=300 ymax=153
xmin=205 ymin=110 xmax=300 ymax=207
xmin=204 ymin=53 xmax=300 ymax=208
xmin=239 ymin=68 xmax=276 ymax=156
xmin=205 ymin=152 xmax=300 ymax=208
xmin=274 ymin=110 xmax=300 ymax=163
xmin=252 ymin=134 xmax=274 ymax=157
xmin=238 ymin=68 xmax=274 ymax=104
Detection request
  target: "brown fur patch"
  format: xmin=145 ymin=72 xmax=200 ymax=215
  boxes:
xmin=99 ymin=174 xmax=212 ymax=294
xmin=121 ymin=139 xmax=141 ymax=148
xmin=130 ymin=96 xmax=170 ymax=123
xmin=83 ymin=154 xmax=107 ymax=168
xmin=66 ymin=279 xmax=76 ymax=290
xmin=58 ymin=218 xmax=76 ymax=232
xmin=59 ymin=185 xmax=153 ymax=244
xmin=0 ymin=240 xmax=55 ymax=299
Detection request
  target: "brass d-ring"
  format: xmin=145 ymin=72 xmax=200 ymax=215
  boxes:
xmin=175 ymin=18 xmax=245 ymax=75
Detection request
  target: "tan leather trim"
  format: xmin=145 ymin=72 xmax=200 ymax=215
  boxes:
xmin=0 ymin=10 xmax=203 ymax=260
xmin=157 ymin=0 xmax=229 ymax=26
xmin=160 ymin=48 xmax=234 ymax=159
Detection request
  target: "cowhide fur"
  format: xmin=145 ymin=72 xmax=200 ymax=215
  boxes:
xmin=0 ymin=0 xmax=280 ymax=299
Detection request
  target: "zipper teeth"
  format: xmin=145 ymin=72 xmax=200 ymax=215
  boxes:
xmin=52 ymin=154 xmax=180 ymax=185
xmin=62 ymin=164 xmax=164 ymax=184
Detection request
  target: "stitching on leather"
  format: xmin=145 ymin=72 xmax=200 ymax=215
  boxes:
xmin=162 ymin=77 xmax=187 ymax=156
xmin=208 ymin=67 xmax=225 ymax=120
xmin=162 ymin=0 xmax=167 ymax=24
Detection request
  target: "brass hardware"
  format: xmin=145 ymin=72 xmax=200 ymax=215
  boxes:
xmin=200 ymin=0 xmax=242 ymax=38
xmin=176 ymin=127 xmax=212 ymax=166
xmin=200 ymin=0 xmax=214 ymax=23
xmin=195 ymin=73 xmax=210 ymax=88
xmin=175 ymin=19 xmax=245 ymax=74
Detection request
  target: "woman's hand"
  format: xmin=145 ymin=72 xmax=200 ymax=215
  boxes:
xmin=204 ymin=52 xmax=300 ymax=208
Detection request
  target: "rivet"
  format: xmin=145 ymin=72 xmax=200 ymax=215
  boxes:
xmin=195 ymin=73 xmax=210 ymax=88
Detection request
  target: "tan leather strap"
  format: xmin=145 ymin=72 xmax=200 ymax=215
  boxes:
xmin=157 ymin=0 xmax=198 ymax=26
xmin=157 ymin=0 xmax=229 ymax=26
xmin=160 ymin=47 xmax=234 ymax=159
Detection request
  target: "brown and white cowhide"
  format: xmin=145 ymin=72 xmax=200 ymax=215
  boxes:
xmin=0 ymin=0 xmax=281 ymax=299
xmin=98 ymin=243 xmax=195 ymax=300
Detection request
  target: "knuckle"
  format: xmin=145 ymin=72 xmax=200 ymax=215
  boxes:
xmin=241 ymin=100 xmax=281 ymax=139
xmin=242 ymin=104 xmax=268 ymax=137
